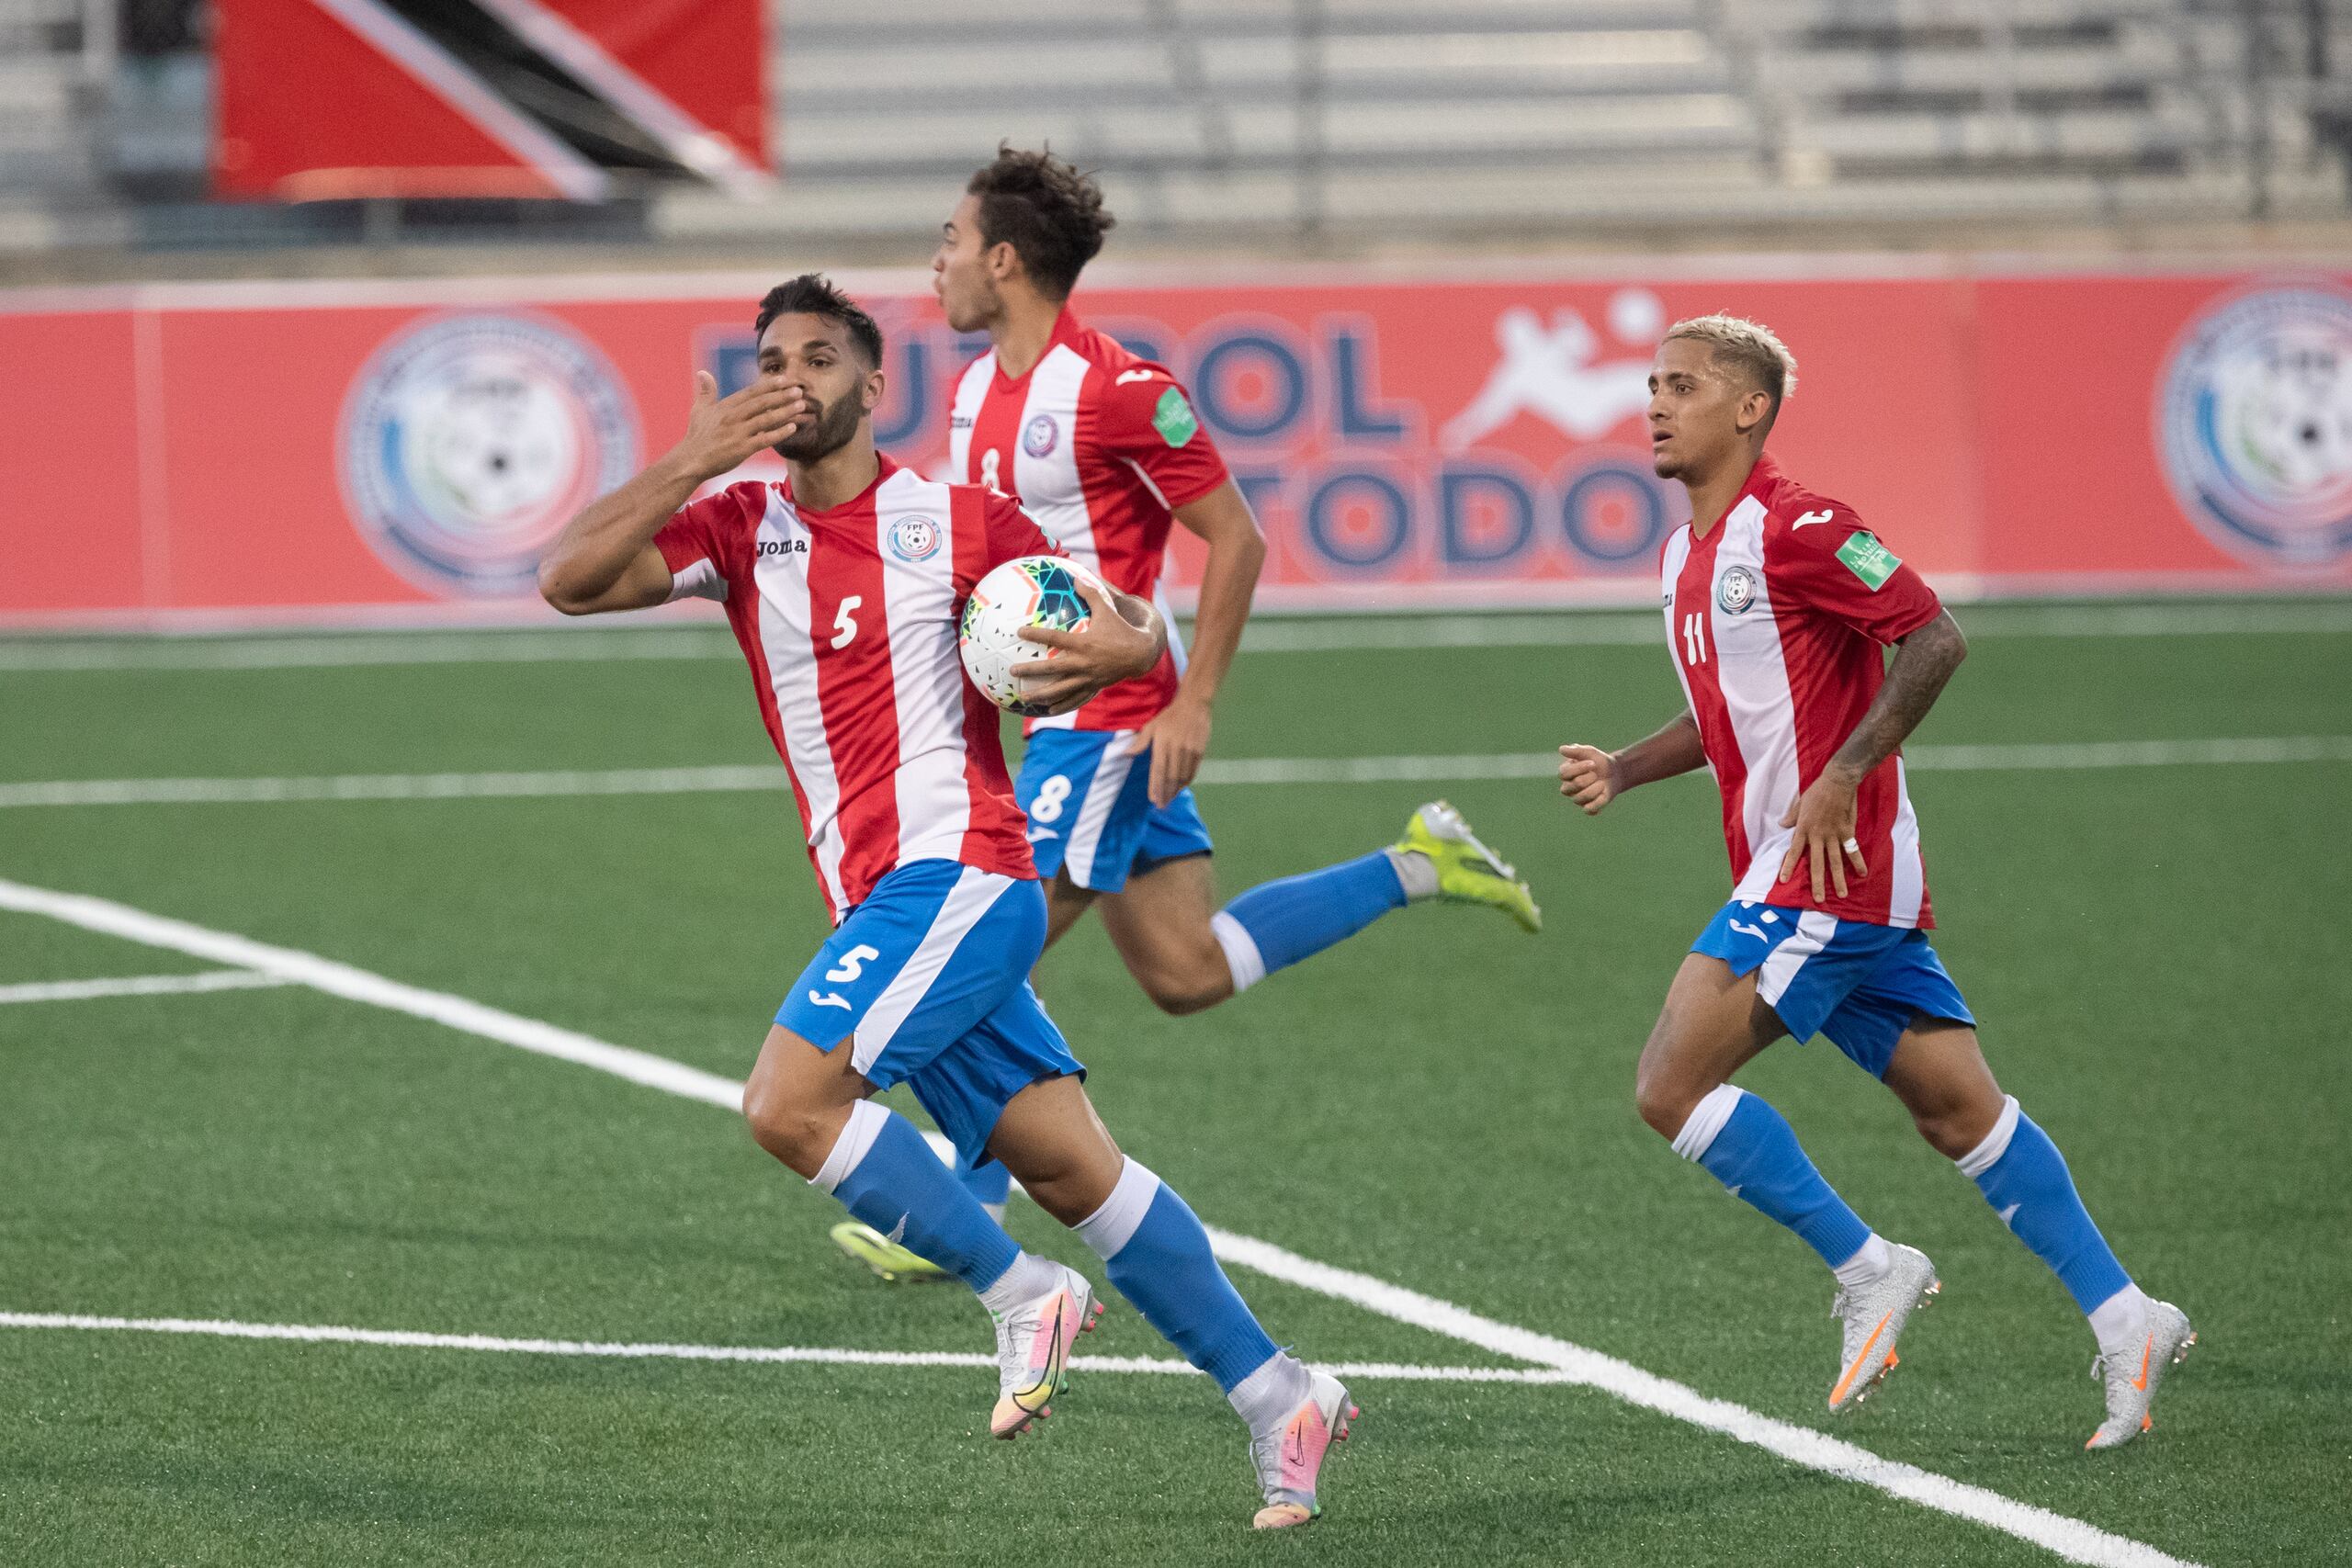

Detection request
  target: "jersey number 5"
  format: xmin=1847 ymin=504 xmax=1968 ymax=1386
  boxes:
xmin=831 ymin=595 xmax=863 ymax=650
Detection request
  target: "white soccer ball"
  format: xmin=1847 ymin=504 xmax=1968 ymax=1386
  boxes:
xmin=958 ymin=554 xmax=1110 ymax=716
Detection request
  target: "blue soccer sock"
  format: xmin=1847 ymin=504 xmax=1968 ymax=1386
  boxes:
xmin=813 ymin=1100 xmax=1020 ymax=1293
xmin=1075 ymin=1157 xmax=1281 ymax=1393
xmin=1675 ymin=1085 xmax=1877 ymax=1272
xmin=1209 ymin=850 xmax=1408 ymax=994
xmin=1958 ymin=1095 xmax=2133 ymax=1317
xmin=953 ymin=1148 xmax=1013 ymax=1218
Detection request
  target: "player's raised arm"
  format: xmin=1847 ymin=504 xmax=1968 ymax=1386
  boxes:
xmin=1012 ymin=580 xmax=1168 ymax=716
xmin=1778 ymin=608 xmax=1968 ymax=898
xmin=538 ymin=371 xmax=806 ymax=615
xmin=1558 ymin=710 xmax=1707 ymax=816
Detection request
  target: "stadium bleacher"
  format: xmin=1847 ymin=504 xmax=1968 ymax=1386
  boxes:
xmin=0 ymin=0 xmax=2343 ymax=259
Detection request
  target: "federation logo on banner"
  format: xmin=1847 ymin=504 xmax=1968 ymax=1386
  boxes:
xmin=2156 ymin=284 xmax=2352 ymax=569
xmin=339 ymin=313 xmax=639 ymax=597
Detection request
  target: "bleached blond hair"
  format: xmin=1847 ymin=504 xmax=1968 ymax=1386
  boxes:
xmin=1663 ymin=313 xmax=1799 ymax=415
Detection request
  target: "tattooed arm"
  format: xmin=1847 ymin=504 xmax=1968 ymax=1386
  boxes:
xmin=1779 ymin=609 xmax=1970 ymax=899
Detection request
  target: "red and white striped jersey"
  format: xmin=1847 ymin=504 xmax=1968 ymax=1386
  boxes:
xmin=1662 ymin=455 xmax=1946 ymax=928
xmin=654 ymin=456 xmax=1055 ymax=920
xmin=947 ymin=308 xmax=1228 ymax=734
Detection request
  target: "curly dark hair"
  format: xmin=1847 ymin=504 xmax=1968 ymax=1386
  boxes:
xmin=753 ymin=273 xmax=883 ymax=367
xmin=966 ymin=144 xmax=1114 ymax=300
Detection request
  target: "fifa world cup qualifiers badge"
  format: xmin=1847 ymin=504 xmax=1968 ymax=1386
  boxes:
xmin=1152 ymin=387 xmax=1200 ymax=447
xmin=2156 ymin=284 xmax=2352 ymax=570
xmin=1837 ymin=532 xmax=1902 ymax=591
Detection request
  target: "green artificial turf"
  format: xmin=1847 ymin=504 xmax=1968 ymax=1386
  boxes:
xmin=1 ymin=609 xmax=2346 ymax=1565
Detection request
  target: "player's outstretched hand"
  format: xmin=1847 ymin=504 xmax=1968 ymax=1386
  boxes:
xmin=1558 ymin=744 xmax=1618 ymax=815
xmin=1012 ymin=580 xmax=1161 ymax=716
xmin=671 ymin=370 xmax=808 ymax=482
xmin=1128 ymin=694 xmax=1210 ymax=807
xmin=1779 ymin=769 xmax=1866 ymax=901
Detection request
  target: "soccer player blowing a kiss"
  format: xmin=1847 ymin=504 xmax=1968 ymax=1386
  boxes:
xmin=1556 ymin=315 xmax=2192 ymax=1448
xmin=536 ymin=276 xmax=1356 ymax=1527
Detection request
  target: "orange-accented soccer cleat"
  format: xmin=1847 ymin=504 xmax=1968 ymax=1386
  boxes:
xmin=2086 ymin=1300 xmax=2196 ymax=1450
xmin=1827 ymin=1243 xmax=1939 ymax=1413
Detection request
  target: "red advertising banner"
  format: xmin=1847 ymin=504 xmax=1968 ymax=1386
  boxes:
xmin=2 ymin=263 xmax=2347 ymax=628
xmin=213 ymin=0 xmax=771 ymax=203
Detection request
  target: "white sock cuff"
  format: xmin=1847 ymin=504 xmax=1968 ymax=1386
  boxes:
xmin=1074 ymin=1157 xmax=1163 ymax=1261
xmin=1208 ymin=909 xmax=1267 ymax=995
xmin=1831 ymin=1233 xmax=1893 ymax=1287
xmin=1386 ymin=845 xmax=1439 ymax=901
xmin=1954 ymin=1094 xmax=2022 ymax=1179
xmin=1226 ymin=1349 xmax=1308 ymax=1432
xmin=809 ymin=1098 xmax=890 ymax=1193
xmin=2087 ymin=1281 xmax=2151 ymax=1348
xmin=1671 ymin=1085 xmax=1747 ymax=1162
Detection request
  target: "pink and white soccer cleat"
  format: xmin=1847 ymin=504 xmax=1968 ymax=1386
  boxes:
xmin=1249 ymin=1371 xmax=1358 ymax=1529
xmin=987 ymin=1262 xmax=1103 ymax=1438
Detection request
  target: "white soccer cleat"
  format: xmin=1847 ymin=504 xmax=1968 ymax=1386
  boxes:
xmin=986 ymin=1262 xmax=1103 ymax=1438
xmin=2086 ymin=1299 xmax=2196 ymax=1450
xmin=1827 ymin=1243 xmax=1940 ymax=1413
xmin=1249 ymin=1370 xmax=1358 ymax=1529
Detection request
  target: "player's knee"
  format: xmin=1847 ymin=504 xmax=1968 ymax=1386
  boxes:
xmin=1634 ymin=1062 xmax=1702 ymax=1143
xmin=1143 ymin=976 xmax=1223 ymax=1016
xmin=741 ymin=1077 xmax=829 ymax=1168
xmin=1908 ymin=1101 xmax=1992 ymax=1162
xmin=1138 ymin=951 xmax=1233 ymax=1016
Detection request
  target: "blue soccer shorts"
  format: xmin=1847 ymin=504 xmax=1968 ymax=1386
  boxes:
xmin=1015 ymin=728 xmax=1216 ymax=894
xmin=773 ymin=858 xmax=1082 ymax=1168
xmin=1691 ymin=900 xmax=1976 ymax=1078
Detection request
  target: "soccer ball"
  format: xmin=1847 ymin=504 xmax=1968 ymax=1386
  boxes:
xmin=959 ymin=554 xmax=1109 ymax=716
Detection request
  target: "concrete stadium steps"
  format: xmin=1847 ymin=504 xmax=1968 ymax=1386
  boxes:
xmin=0 ymin=0 xmax=2343 ymax=253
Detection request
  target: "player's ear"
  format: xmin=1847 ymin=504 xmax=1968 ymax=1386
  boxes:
xmin=1736 ymin=388 xmax=1773 ymax=436
xmin=861 ymin=363 xmax=886 ymax=413
xmin=986 ymin=240 xmax=1021 ymax=286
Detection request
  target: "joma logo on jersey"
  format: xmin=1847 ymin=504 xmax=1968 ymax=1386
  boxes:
xmin=755 ymin=537 xmax=809 ymax=558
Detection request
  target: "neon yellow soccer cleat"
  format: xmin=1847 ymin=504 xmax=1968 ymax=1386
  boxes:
xmin=1395 ymin=800 xmax=1542 ymax=933
xmin=829 ymin=1220 xmax=951 ymax=1283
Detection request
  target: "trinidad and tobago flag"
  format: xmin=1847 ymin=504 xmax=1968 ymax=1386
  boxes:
xmin=212 ymin=0 xmax=772 ymax=201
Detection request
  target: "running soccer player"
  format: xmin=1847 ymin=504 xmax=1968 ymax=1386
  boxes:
xmin=824 ymin=146 xmax=1540 ymax=1280
xmin=537 ymin=275 xmax=1354 ymax=1528
xmin=1555 ymin=314 xmax=2193 ymax=1449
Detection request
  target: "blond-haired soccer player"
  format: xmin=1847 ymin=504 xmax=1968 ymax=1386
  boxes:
xmin=1556 ymin=314 xmax=2192 ymax=1448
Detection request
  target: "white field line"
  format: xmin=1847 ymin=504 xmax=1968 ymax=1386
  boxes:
xmin=0 ymin=1313 xmax=1569 ymax=1384
xmin=2 ymin=599 xmax=2346 ymax=671
xmin=0 ymin=875 xmax=2198 ymax=1568
xmin=0 ymin=879 xmax=746 ymax=1111
xmin=3 ymin=736 xmax=2347 ymax=809
xmin=0 ymin=629 xmax=740 ymax=672
xmin=0 ymin=970 xmax=291 ymax=1005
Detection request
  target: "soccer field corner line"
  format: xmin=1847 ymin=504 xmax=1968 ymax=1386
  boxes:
xmin=0 ymin=873 xmax=2204 ymax=1568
